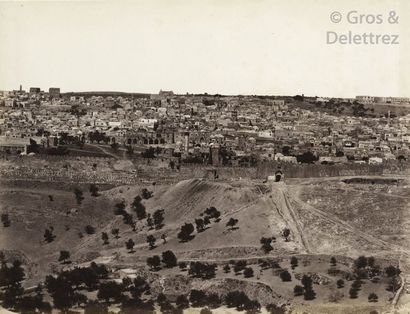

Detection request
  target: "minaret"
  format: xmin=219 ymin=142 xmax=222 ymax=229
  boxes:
xmin=184 ymin=132 xmax=189 ymax=152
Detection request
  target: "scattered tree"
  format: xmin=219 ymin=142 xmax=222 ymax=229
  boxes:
xmin=260 ymin=237 xmax=275 ymax=253
xmin=280 ymin=270 xmax=292 ymax=282
xmin=243 ymin=267 xmax=254 ymax=278
xmin=266 ymin=303 xmax=287 ymax=314
xmin=130 ymin=276 xmax=151 ymax=300
xmin=190 ymin=290 xmax=207 ymax=307
xmin=125 ymin=239 xmax=135 ymax=253
xmin=0 ymin=260 xmax=25 ymax=309
xmin=385 ymin=265 xmax=401 ymax=278
xmin=153 ymin=209 xmax=165 ymax=229
xmin=387 ymin=276 xmax=401 ymax=293
xmin=290 ymin=256 xmax=298 ymax=270
xmin=303 ymin=287 xmax=316 ymax=301
xmin=349 ymin=288 xmax=358 ymax=299
xmin=233 ymin=260 xmax=247 ymax=275
xmin=195 ymin=218 xmax=205 ymax=232
xmin=368 ymin=293 xmax=378 ymax=302
xmin=200 ymin=307 xmax=213 ymax=314
xmin=45 ymin=273 xmax=75 ymax=311
xmin=114 ymin=202 xmax=126 ymax=215
xmin=203 ymin=216 xmax=211 ymax=226
xmin=207 ymin=293 xmax=222 ymax=309
xmin=233 ymin=260 xmax=247 ymax=274
xmin=178 ymin=223 xmax=195 ymax=242
xmin=352 ymin=279 xmax=362 ymax=290
xmin=355 ymin=256 xmax=368 ymax=269
xmin=1 ymin=213 xmax=11 ymax=227
xmin=162 ymin=250 xmax=178 ymax=268
xmin=294 ymin=285 xmax=304 ymax=296
xmin=161 ymin=233 xmax=167 ymax=244
xmin=97 ymin=281 xmax=123 ymax=303
xmin=226 ymin=218 xmax=238 ymax=230
xmin=146 ymin=255 xmax=161 ymax=271
xmin=337 ymin=279 xmax=345 ymax=288
xmin=189 ymin=262 xmax=217 ymax=279
xmin=385 ymin=265 xmax=401 ymax=292
xmin=176 ymin=295 xmax=189 ymax=309
xmin=328 ymin=290 xmax=344 ymax=303
xmin=146 ymin=214 xmax=154 ymax=229
xmin=132 ymin=196 xmax=146 ymax=220
xmin=84 ymin=301 xmax=109 ymax=314
xmin=89 ymin=184 xmax=99 ymax=197
xmin=44 ymin=228 xmax=55 ymax=243
xmin=146 ymin=235 xmax=156 ymax=250
xmin=85 ymin=225 xmax=95 ymax=235
xmin=73 ymin=188 xmax=84 ymax=205
xmin=110 ymin=143 xmax=119 ymax=152
xmin=368 ymin=256 xmax=376 ymax=268
xmin=179 ymin=262 xmax=187 ymax=271
xmin=141 ymin=188 xmax=153 ymax=200
xmin=224 ymin=290 xmax=255 ymax=311
xmin=330 ymin=256 xmax=337 ymax=267
xmin=58 ymin=251 xmax=70 ymax=264
xmin=282 ymin=228 xmax=291 ymax=241
xmin=101 ymin=232 xmax=109 ymax=245
xmin=301 ymin=275 xmax=313 ymax=290
xmin=125 ymin=145 xmax=134 ymax=156
xmin=111 ymin=228 xmax=119 ymax=239
xmin=204 ymin=207 xmax=221 ymax=221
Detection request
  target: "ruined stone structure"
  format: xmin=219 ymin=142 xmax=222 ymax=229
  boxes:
xmin=125 ymin=129 xmax=174 ymax=146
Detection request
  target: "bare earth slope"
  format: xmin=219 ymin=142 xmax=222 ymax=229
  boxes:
xmin=1 ymin=177 xmax=409 ymax=313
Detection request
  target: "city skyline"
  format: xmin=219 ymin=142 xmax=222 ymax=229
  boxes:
xmin=2 ymin=84 xmax=410 ymax=100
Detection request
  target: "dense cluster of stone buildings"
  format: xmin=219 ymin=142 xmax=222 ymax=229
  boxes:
xmin=0 ymin=87 xmax=409 ymax=166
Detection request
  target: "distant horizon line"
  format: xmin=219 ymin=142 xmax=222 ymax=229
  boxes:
xmin=1 ymin=86 xmax=408 ymax=99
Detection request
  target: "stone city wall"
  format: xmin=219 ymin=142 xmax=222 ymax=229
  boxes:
xmin=1 ymin=155 xmax=409 ymax=185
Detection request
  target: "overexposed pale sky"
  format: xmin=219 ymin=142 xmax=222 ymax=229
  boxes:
xmin=0 ymin=0 xmax=409 ymax=97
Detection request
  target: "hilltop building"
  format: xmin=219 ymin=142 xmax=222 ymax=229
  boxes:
xmin=49 ymin=88 xmax=61 ymax=98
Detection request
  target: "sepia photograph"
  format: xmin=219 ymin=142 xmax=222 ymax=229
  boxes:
xmin=0 ymin=0 xmax=409 ymax=313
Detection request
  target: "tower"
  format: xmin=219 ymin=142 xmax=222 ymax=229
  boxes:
xmin=184 ymin=132 xmax=189 ymax=152
xmin=210 ymin=144 xmax=220 ymax=166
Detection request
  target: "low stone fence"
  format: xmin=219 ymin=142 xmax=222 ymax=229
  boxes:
xmin=1 ymin=158 xmax=409 ymax=186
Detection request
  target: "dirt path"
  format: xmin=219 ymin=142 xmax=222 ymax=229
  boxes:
xmin=290 ymin=192 xmax=410 ymax=256
xmin=264 ymin=184 xmax=311 ymax=253
xmin=279 ymin=186 xmax=311 ymax=253
xmin=88 ymin=144 xmax=120 ymax=159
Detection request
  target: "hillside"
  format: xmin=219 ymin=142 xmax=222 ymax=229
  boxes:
xmin=1 ymin=177 xmax=408 ymax=312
